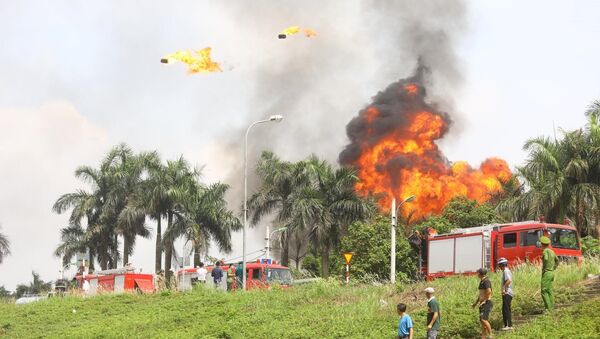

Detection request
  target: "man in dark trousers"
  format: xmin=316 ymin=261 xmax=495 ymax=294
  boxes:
xmin=472 ymin=268 xmax=493 ymax=339
xmin=211 ymin=261 xmax=224 ymax=289
xmin=497 ymin=257 xmax=514 ymax=331
xmin=235 ymin=261 xmax=244 ymax=289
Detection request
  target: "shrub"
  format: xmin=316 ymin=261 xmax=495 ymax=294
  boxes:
xmin=340 ymin=215 xmax=417 ymax=282
xmin=580 ymin=236 xmax=600 ymax=257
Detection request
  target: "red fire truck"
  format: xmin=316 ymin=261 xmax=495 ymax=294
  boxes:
xmin=176 ymin=259 xmax=293 ymax=291
xmin=75 ymin=267 xmax=155 ymax=294
xmin=421 ymin=219 xmax=583 ymax=280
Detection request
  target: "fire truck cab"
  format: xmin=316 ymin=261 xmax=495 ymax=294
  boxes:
xmin=423 ymin=220 xmax=583 ymax=280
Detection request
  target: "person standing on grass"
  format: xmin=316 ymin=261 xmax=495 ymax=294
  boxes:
xmin=540 ymin=236 xmax=559 ymax=311
xmin=196 ymin=262 xmax=207 ymax=284
xmin=497 ymin=258 xmax=514 ymax=331
xmin=472 ymin=268 xmax=493 ymax=339
xmin=211 ymin=261 xmax=224 ymax=288
xmin=396 ymin=303 xmax=414 ymax=339
xmin=235 ymin=261 xmax=244 ymax=289
xmin=424 ymin=287 xmax=440 ymax=339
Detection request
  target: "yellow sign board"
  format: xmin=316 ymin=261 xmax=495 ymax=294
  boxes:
xmin=342 ymin=252 xmax=354 ymax=265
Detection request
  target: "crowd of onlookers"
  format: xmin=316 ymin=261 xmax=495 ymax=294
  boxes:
xmin=396 ymin=236 xmax=559 ymax=339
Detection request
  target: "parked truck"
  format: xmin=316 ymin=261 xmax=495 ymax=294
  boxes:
xmin=419 ymin=218 xmax=583 ymax=280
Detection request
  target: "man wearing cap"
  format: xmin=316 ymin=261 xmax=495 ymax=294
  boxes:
xmin=424 ymin=287 xmax=441 ymax=339
xmin=472 ymin=268 xmax=493 ymax=339
xmin=497 ymin=258 xmax=513 ymax=330
xmin=540 ymin=236 xmax=559 ymax=311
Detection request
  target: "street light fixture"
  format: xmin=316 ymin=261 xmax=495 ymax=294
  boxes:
xmin=391 ymin=195 xmax=416 ymax=284
xmin=243 ymin=115 xmax=283 ymax=290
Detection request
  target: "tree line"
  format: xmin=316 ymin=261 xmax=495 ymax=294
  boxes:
xmin=52 ymin=144 xmax=241 ymax=283
xmin=2 ymin=101 xmax=600 ymax=292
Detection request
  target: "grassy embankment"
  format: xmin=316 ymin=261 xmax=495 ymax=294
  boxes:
xmin=0 ymin=259 xmax=598 ymax=338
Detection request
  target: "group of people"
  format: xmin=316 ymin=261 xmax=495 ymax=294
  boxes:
xmin=397 ymin=235 xmax=559 ymax=339
xmin=154 ymin=260 xmax=248 ymax=292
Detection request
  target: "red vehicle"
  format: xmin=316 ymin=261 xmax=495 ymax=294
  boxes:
xmin=421 ymin=218 xmax=583 ymax=280
xmin=75 ymin=267 xmax=155 ymax=294
xmin=176 ymin=259 xmax=293 ymax=291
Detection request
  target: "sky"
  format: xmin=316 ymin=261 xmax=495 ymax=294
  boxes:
xmin=1 ymin=1 xmax=599 ymax=290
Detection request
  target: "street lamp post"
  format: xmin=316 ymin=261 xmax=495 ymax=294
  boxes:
xmin=243 ymin=115 xmax=283 ymax=290
xmin=391 ymin=195 xmax=416 ymax=284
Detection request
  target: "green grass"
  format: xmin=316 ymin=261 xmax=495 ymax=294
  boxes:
xmin=502 ymin=298 xmax=600 ymax=339
xmin=0 ymin=259 xmax=598 ymax=339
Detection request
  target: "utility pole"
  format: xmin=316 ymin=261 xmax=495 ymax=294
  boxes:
xmin=391 ymin=198 xmax=397 ymax=284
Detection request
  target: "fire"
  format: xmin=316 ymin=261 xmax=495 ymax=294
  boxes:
xmin=278 ymin=26 xmax=317 ymax=39
xmin=160 ymin=47 xmax=222 ymax=74
xmin=340 ymin=69 xmax=511 ymax=219
xmin=281 ymin=26 xmax=301 ymax=36
xmin=304 ymin=28 xmax=317 ymax=38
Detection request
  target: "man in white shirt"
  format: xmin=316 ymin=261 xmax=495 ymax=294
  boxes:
xmin=82 ymin=279 xmax=90 ymax=295
xmin=196 ymin=262 xmax=208 ymax=284
xmin=498 ymin=258 xmax=514 ymax=331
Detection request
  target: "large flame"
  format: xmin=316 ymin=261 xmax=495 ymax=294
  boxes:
xmin=160 ymin=47 xmax=222 ymax=74
xmin=339 ymin=67 xmax=511 ymax=218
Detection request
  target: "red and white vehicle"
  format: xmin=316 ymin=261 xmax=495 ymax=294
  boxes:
xmin=176 ymin=259 xmax=293 ymax=291
xmin=75 ymin=267 xmax=155 ymax=294
xmin=422 ymin=219 xmax=583 ymax=280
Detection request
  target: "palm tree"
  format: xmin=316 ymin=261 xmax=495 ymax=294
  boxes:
xmin=163 ymin=182 xmax=242 ymax=267
xmin=121 ymin=153 xmax=172 ymax=273
xmin=248 ymin=151 xmax=311 ymax=266
xmin=0 ymin=226 xmax=10 ymax=264
xmin=54 ymin=224 xmax=87 ymax=267
xmin=297 ymin=156 xmax=375 ymax=277
xmin=53 ymin=144 xmax=151 ymax=269
xmin=154 ymin=157 xmax=199 ymax=282
xmin=105 ymin=147 xmax=156 ymax=266
xmin=498 ymin=105 xmax=600 ymax=237
xmin=53 ymin=165 xmax=108 ymax=270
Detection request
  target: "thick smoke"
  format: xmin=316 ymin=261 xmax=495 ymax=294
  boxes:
xmin=339 ymin=63 xmax=451 ymax=166
xmin=211 ymin=0 xmax=467 ymax=255
xmin=216 ymin=0 xmax=467 ymax=196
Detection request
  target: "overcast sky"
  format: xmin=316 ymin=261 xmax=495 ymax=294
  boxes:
xmin=1 ymin=1 xmax=599 ymax=290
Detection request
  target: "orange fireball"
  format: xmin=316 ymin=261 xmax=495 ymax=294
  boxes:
xmin=340 ymin=70 xmax=511 ymax=219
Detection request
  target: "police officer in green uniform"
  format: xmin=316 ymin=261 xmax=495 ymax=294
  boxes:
xmin=540 ymin=236 xmax=559 ymax=311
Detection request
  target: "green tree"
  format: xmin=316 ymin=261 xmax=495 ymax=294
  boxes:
xmin=440 ymin=196 xmax=503 ymax=228
xmin=296 ymin=156 xmax=375 ymax=278
xmin=249 ymin=151 xmax=310 ymax=266
xmin=340 ymin=215 xmax=417 ymax=282
xmin=53 ymin=163 xmax=114 ymax=270
xmin=163 ymin=182 xmax=242 ymax=267
xmin=0 ymin=285 xmax=11 ymax=298
xmin=0 ymin=226 xmax=10 ymax=264
xmin=54 ymin=144 xmax=153 ymax=270
xmin=15 ymin=271 xmax=52 ymax=298
xmin=119 ymin=152 xmax=170 ymax=273
xmin=497 ymin=105 xmax=600 ymax=238
xmin=157 ymin=157 xmax=199 ymax=283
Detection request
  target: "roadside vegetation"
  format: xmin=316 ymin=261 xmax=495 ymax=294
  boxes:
xmin=0 ymin=260 xmax=598 ymax=338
